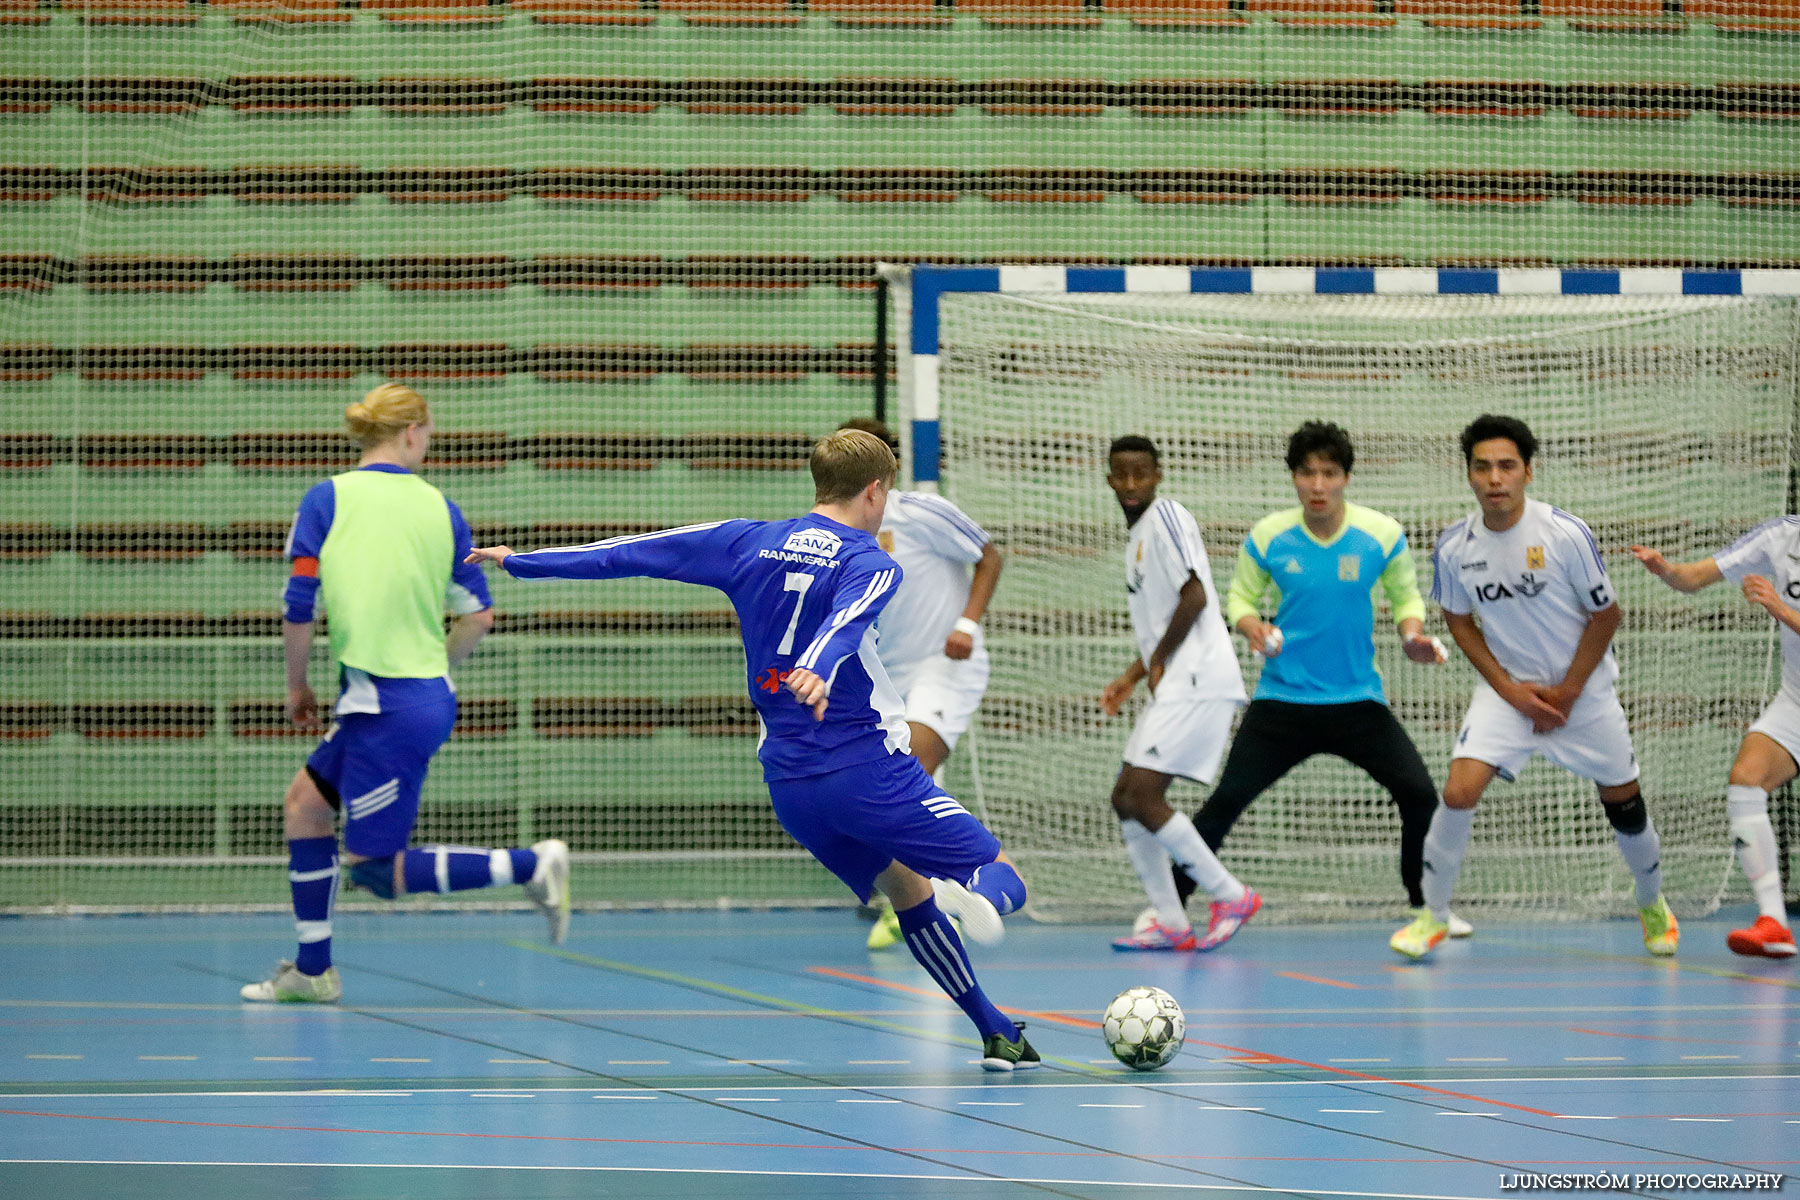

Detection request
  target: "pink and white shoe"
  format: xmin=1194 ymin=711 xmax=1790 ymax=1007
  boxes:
xmin=1197 ymin=888 xmax=1262 ymax=952
xmin=1112 ymin=920 xmax=1197 ymax=952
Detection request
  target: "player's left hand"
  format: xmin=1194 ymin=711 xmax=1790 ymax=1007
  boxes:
xmin=1528 ymin=681 xmax=1580 ymax=720
xmin=465 ymin=545 xmax=513 ymax=567
xmin=1403 ymin=633 xmax=1448 ymax=665
xmin=1744 ymin=573 xmax=1784 ymax=615
xmin=944 ymin=630 xmax=974 ymax=660
xmin=784 ymin=667 xmax=830 ymax=720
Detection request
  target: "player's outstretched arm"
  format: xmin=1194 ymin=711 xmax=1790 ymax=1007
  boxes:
xmin=465 ymin=545 xmax=513 ymax=568
xmin=1629 ymin=545 xmax=1722 ymax=593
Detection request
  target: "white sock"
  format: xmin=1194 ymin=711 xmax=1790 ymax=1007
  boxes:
xmin=1422 ymin=805 xmax=1475 ymax=920
xmin=1610 ymin=823 xmax=1662 ymax=909
xmin=1152 ymin=811 xmax=1245 ymax=902
xmin=1728 ymin=784 xmax=1787 ymax=923
xmin=1120 ymin=819 xmax=1189 ymax=930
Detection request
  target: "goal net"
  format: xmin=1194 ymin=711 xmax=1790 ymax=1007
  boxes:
xmin=907 ymin=276 xmax=1800 ymax=922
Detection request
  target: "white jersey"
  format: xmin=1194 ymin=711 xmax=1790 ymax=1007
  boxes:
xmin=1125 ymin=497 xmax=1247 ymax=702
xmin=874 ymin=489 xmax=990 ymax=673
xmin=1431 ymin=498 xmax=1619 ymax=694
xmin=1713 ymin=515 xmax=1800 ymax=705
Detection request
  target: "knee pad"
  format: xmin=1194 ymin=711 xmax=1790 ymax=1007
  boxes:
xmin=346 ymin=855 xmax=397 ymax=900
xmin=1603 ymin=792 xmax=1648 ymax=835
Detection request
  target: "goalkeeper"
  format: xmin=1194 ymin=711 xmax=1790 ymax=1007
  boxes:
xmin=1166 ymin=422 xmax=1460 ymax=939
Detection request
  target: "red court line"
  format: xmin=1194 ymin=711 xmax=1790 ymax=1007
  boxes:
xmin=1277 ymin=971 xmax=1361 ymax=990
xmin=812 ymin=967 xmax=1563 ymax=1118
xmin=807 ymin=966 xmax=1099 ymax=1029
xmin=1567 ymin=1026 xmax=1754 ymax=1046
xmin=1185 ymin=1040 xmax=1561 ymax=1118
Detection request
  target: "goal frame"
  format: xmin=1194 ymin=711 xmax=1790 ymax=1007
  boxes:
xmin=896 ymin=263 xmax=1800 ymax=490
xmin=891 ymin=262 xmax=1800 ymax=918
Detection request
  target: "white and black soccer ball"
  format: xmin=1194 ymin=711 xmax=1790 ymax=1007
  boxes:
xmin=1102 ymin=985 xmax=1185 ymax=1071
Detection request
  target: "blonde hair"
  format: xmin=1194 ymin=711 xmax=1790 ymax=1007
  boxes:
xmin=344 ymin=383 xmax=430 ymax=448
xmin=811 ymin=429 xmax=896 ymax=504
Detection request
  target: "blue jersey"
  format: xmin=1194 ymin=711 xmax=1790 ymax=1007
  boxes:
xmin=504 ymin=515 xmax=908 ymax=781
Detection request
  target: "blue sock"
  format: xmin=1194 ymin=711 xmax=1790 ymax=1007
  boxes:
xmin=288 ymin=836 xmax=338 ymax=977
xmin=896 ymin=897 xmax=1015 ymax=1041
xmin=968 ymin=860 xmax=1026 ymax=916
xmin=401 ymin=846 xmax=535 ymax=894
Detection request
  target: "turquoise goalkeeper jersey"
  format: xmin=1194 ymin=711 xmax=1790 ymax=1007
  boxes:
xmin=1225 ymin=502 xmax=1426 ymax=706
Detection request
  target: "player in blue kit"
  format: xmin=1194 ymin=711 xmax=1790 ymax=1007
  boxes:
xmin=242 ymin=384 xmax=571 ymax=1005
xmin=467 ymin=429 xmax=1039 ymax=1070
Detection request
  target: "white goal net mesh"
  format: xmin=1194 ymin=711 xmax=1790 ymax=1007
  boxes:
xmin=929 ymin=290 xmax=1798 ymax=923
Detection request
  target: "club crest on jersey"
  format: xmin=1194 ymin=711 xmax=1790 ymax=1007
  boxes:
xmin=1338 ymin=555 xmax=1360 ymax=582
xmin=877 ymin=530 xmax=894 ymax=552
xmin=1526 ymin=546 xmax=1545 ymax=570
xmin=784 ymin=528 xmax=843 ymax=558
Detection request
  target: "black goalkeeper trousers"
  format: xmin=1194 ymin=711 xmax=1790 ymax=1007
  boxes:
xmin=1171 ymin=698 xmax=1439 ymax=909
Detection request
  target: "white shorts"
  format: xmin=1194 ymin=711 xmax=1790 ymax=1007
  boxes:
xmin=889 ymin=643 xmax=991 ymax=752
xmin=1453 ymin=680 xmax=1639 ymax=788
xmin=1747 ymin=691 xmax=1800 ymax=768
xmin=1123 ymin=693 xmax=1245 ymax=785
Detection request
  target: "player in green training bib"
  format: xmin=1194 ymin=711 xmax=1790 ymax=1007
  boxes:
xmin=1167 ymin=422 xmax=1465 ymax=942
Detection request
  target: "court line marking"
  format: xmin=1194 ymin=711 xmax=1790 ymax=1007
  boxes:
xmin=0 ymin=1161 xmax=1534 ymax=1198
xmin=1277 ymin=972 xmax=1360 ymax=990
xmin=808 ymin=966 xmax=1096 ymax=1030
xmin=365 ymin=953 xmax=1303 ymax=1196
xmin=1185 ymin=1038 xmax=1563 ymax=1118
xmin=6 ymin=1073 xmax=1791 ymax=1102
xmin=798 ymin=966 xmax=1586 ymax=1121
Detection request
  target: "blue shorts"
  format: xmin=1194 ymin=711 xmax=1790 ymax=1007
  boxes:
xmin=305 ymin=698 xmax=457 ymax=858
xmin=766 ymin=752 xmax=1002 ymax=904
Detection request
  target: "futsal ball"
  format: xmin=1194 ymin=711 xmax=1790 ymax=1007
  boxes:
xmin=1102 ymin=985 xmax=1185 ymax=1071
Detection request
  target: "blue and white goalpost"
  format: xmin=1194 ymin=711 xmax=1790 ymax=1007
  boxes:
xmin=886 ymin=262 xmax=1800 ymax=922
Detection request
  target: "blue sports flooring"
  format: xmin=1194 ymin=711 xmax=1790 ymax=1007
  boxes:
xmin=0 ymin=908 xmax=1795 ymax=1200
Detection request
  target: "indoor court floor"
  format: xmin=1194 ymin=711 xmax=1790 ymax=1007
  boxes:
xmin=0 ymin=907 xmax=1794 ymax=1200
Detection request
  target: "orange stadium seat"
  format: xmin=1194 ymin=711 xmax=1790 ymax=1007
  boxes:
xmin=1537 ymin=0 xmax=1675 ymax=31
xmin=1101 ymin=0 xmax=1247 ymax=27
xmin=0 ymin=0 xmax=50 ymax=26
xmin=660 ymin=0 xmax=804 ymax=24
xmin=959 ymin=0 xmax=1102 ymax=26
xmin=509 ymin=0 xmax=653 ymax=23
xmin=1686 ymin=0 xmax=1800 ymax=30
xmin=362 ymin=0 xmax=504 ymax=23
xmin=60 ymin=0 xmax=198 ymax=23
xmin=210 ymin=0 xmax=352 ymax=24
xmin=1244 ymin=0 xmax=1397 ymax=27
xmin=813 ymin=0 xmax=950 ymax=25
xmin=1392 ymin=0 xmax=1538 ymax=29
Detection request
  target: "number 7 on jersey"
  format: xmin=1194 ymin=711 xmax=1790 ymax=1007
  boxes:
xmin=777 ymin=571 xmax=816 ymax=654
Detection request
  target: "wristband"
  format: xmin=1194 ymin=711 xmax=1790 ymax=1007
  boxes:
xmin=953 ymin=617 xmax=982 ymax=638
